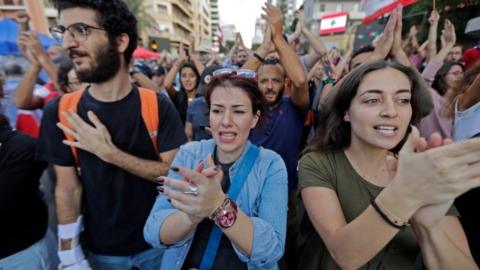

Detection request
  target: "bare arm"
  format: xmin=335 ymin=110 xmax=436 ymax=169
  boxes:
xmin=163 ymin=61 xmax=182 ymax=99
xmin=302 ymin=186 xmax=417 ymax=269
xmin=301 ymin=24 xmax=328 ymax=70
xmin=242 ymin=26 xmax=275 ymax=72
xmin=55 ymin=165 xmax=82 ymax=250
xmin=184 ymin=122 xmax=193 ymax=141
xmin=264 ymin=4 xmax=308 ymax=108
xmin=426 ymin=10 xmax=440 ymax=62
xmin=435 ymin=19 xmax=456 ymax=63
xmin=103 ymin=147 xmax=178 ymax=181
xmin=14 ymin=64 xmax=44 ymax=109
xmin=415 ymin=216 xmax=477 ymax=269
xmin=58 ymin=110 xmax=179 ymax=181
xmin=132 ymin=72 xmax=160 ymax=92
xmin=190 ymin=51 xmax=205 ymax=75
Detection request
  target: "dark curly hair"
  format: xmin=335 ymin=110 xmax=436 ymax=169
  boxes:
xmin=54 ymin=0 xmax=138 ymax=64
xmin=305 ymin=60 xmax=424 ymax=155
xmin=205 ymin=73 xmax=265 ymax=126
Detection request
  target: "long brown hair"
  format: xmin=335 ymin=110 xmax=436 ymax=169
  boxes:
xmin=304 ymin=60 xmax=425 ymax=155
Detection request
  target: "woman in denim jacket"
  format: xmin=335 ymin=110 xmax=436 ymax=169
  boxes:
xmin=144 ymin=72 xmax=288 ymax=270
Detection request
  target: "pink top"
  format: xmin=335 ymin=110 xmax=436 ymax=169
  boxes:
xmin=419 ymin=59 xmax=453 ymax=138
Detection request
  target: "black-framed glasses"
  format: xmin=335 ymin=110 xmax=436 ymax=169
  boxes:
xmin=49 ymin=23 xmax=106 ymax=43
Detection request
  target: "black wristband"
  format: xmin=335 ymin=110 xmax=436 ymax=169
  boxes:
xmin=371 ymin=198 xmax=409 ymax=230
xmin=253 ymin=52 xmax=265 ymax=62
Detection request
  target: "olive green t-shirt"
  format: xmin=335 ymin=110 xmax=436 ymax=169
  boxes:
xmin=298 ymin=150 xmax=457 ymax=270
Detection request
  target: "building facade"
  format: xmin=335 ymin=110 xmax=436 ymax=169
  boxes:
xmin=0 ymin=0 xmax=56 ymax=35
xmin=210 ymin=0 xmax=219 ymax=50
xmin=303 ymin=0 xmax=365 ymax=50
xmin=143 ymin=0 xmax=212 ymax=53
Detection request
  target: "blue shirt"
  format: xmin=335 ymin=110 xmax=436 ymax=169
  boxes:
xmin=143 ymin=139 xmax=288 ymax=270
xmin=186 ymin=97 xmax=211 ymax=141
xmin=250 ymin=97 xmax=306 ymax=191
xmin=454 ymin=100 xmax=480 ymax=141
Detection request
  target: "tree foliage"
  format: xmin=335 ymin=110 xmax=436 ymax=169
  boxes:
xmin=122 ymin=0 xmax=155 ymax=33
xmin=403 ymin=0 xmax=480 ymax=43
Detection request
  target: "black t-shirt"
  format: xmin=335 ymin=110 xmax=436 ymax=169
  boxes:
xmin=36 ymin=86 xmax=187 ymax=255
xmin=171 ymin=90 xmax=200 ymax=124
xmin=172 ymin=90 xmax=188 ymax=124
xmin=0 ymin=125 xmax=48 ymax=259
xmin=182 ymin=152 xmax=247 ymax=270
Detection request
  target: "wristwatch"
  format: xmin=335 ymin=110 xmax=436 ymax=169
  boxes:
xmin=210 ymin=197 xmax=238 ymax=229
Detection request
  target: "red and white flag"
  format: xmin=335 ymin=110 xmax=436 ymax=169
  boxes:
xmin=361 ymin=0 xmax=417 ymax=24
xmin=216 ymin=25 xmax=226 ymax=48
xmin=320 ymin=12 xmax=348 ymax=35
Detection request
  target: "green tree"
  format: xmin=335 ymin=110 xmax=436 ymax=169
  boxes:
xmin=403 ymin=0 xmax=480 ymax=43
xmin=123 ymin=0 xmax=155 ymax=33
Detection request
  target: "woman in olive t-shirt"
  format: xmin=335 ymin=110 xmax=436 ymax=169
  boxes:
xmin=298 ymin=60 xmax=479 ymax=270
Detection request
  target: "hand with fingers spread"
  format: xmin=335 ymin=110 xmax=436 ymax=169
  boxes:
xmin=57 ymin=110 xmax=116 ymax=161
xmin=441 ymin=19 xmax=456 ymax=48
xmin=370 ymin=7 xmax=397 ymax=61
xmin=389 ymin=127 xmax=480 ymax=209
xmin=262 ymin=3 xmax=283 ymax=40
xmin=428 ymin=10 xmax=440 ymax=26
xmin=385 ymin=130 xmax=456 ymax=228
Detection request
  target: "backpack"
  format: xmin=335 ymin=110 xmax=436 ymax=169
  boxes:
xmin=58 ymin=87 xmax=159 ymax=165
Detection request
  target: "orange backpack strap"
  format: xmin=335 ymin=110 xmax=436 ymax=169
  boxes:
xmin=138 ymin=87 xmax=159 ymax=156
xmin=58 ymin=90 xmax=84 ymax=166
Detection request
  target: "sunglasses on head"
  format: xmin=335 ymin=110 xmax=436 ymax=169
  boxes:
xmin=212 ymin=68 xmax=257 ymax=79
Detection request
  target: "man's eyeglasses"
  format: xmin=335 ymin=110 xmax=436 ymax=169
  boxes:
xmin=49 ymin=23 xmax=106 ymax=43
xmin=212 ymin=68 xmax=257 ymax=79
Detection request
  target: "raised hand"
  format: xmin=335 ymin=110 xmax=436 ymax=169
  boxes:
xmin=390 ymin=127 xmax=480 ymax=209
xmin=178 ymin=43 xmax=188 ymax=64
xmin=16 ymin=11 xmax=30 ymax=31
xmin=371 ymin=7 xmax=397 ymax=61
xmin=441 ymin=19 xmax=456 ymax=48
xmin=262 ymin=3 xmax=283 ymax=39
xmin=428 ymin=10 xmax=440 ymax=26
xmin=257 ymin=25 xmax=275 ymax=58
xmin=160 ymin=155 xmax=226 ymax=222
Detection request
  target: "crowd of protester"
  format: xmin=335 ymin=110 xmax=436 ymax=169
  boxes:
xmin=1 ymin=0 xmax=480 ymax=269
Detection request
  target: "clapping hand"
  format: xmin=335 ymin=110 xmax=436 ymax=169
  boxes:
xmin=160 ymin=155 xmax=226 ymax=224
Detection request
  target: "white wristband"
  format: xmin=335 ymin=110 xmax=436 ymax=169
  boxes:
xmin=60 ymin=259 xmax=91 ymax=270
xmin=58 ymin=244 xmax=86 ymax=266
xmin=58 ymin=215 xmax=84 ymax=240
xmin=59 ymin=260 xmax=92 ymax=270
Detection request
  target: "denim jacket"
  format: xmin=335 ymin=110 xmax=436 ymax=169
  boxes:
xmin=144 ymin=139 xmax=288 ymax=270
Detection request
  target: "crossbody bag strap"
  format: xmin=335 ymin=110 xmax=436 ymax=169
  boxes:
xmin=199 ymin=144 xmax=260 ymax=270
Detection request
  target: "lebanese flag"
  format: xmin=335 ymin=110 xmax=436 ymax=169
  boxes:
xmin=216 ymin=25 xmax=226 ymax=48
xmin=361 ymin=0 xmax=417 ymax=24
xmin=320 ymin=12 xmax=348 ymax=35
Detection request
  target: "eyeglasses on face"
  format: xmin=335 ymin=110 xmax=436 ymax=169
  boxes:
xmin=212 ymin=68 xmax=257 ymax=79
xmin=446 ymin=71 xmax=463 ymax=76
xmin=49 ymin=23 xmax=106 ymax=43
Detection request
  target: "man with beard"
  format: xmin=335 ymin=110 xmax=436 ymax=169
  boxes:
xmin=36 ymin=0 xmax=186 ymax=269
xmin=248 ymin=4 xmax=309 ymax=269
